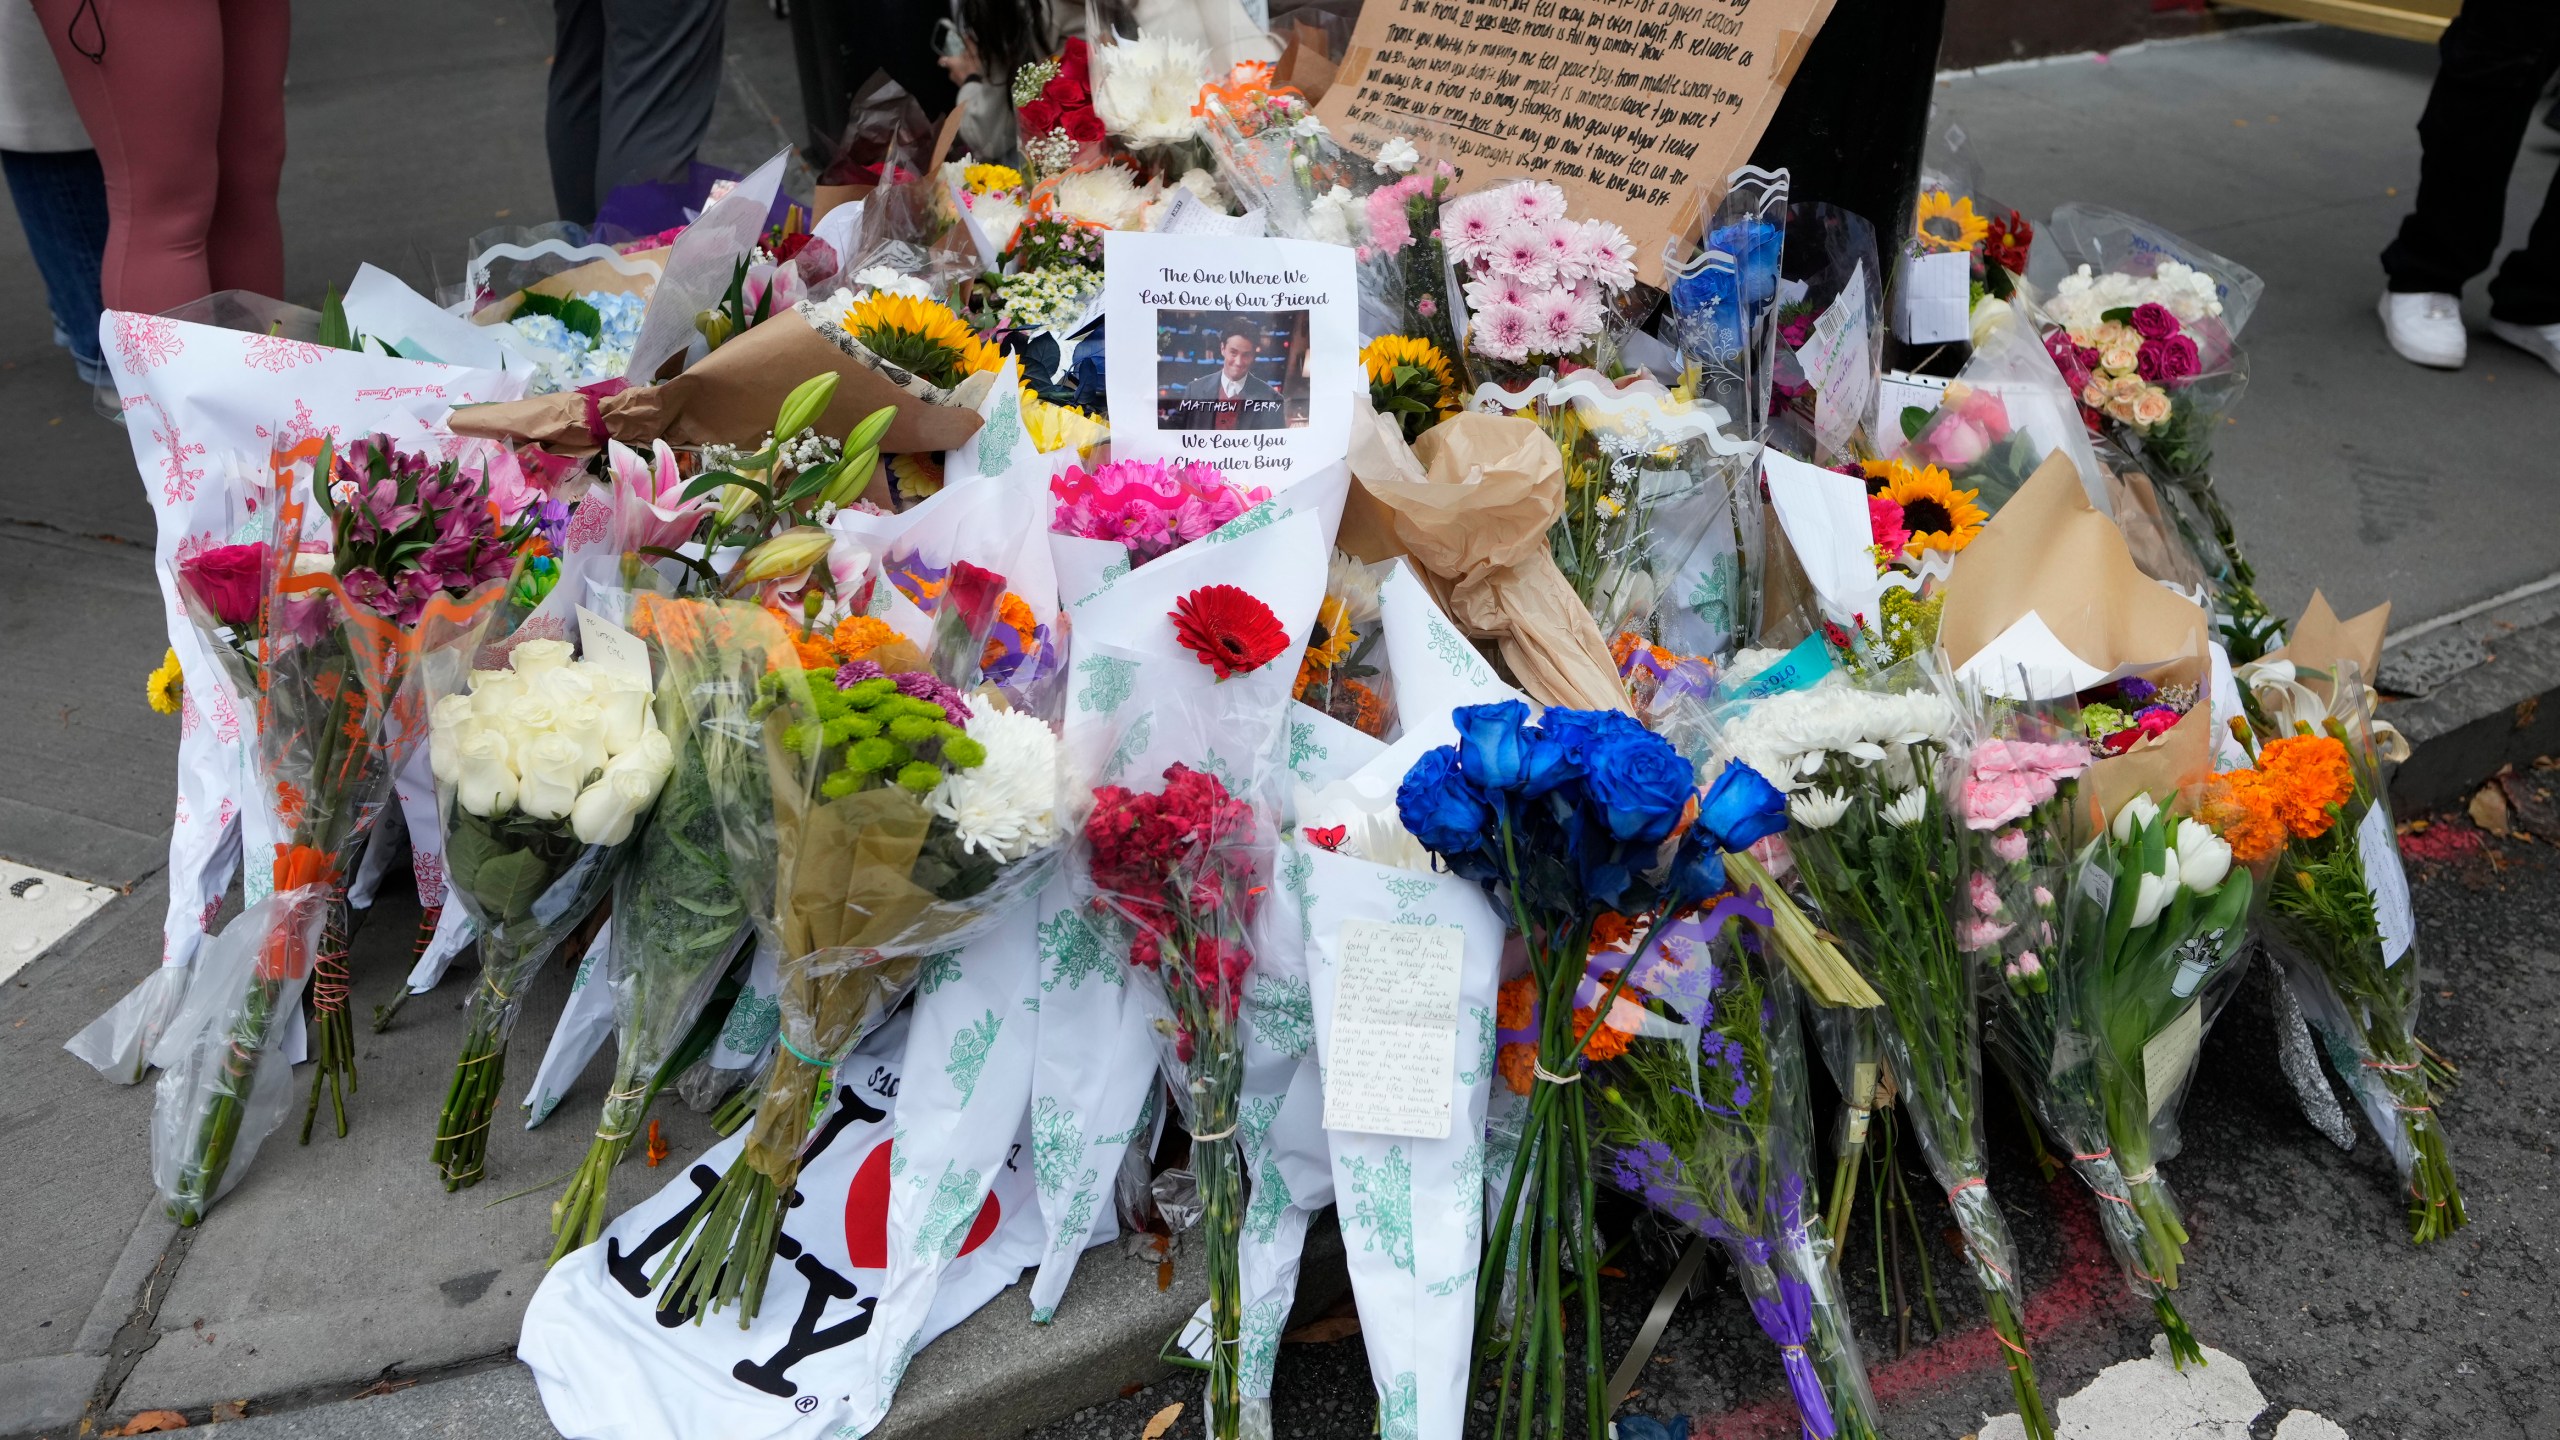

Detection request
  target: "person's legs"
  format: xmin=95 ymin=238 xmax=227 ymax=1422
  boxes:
xmin=30 ymin=0 xmax=227 ymax=314
xmin=2379 ymin=0 xmax=2560 ymax=297
xmin=206 ymin=0 xmax=290 ymax=299
xmin=594 ymin=0 xmax=725 ymax=201
xmin=548 ymin=0 xmax=607 ymax=225
xmin=0 ymin=148 xmax=113 ymax=384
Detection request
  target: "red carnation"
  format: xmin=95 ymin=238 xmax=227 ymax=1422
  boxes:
xmin=181 ymin=542 xmax=271 ymax=628
xmin=1172 ymin=585 xmax=1287 ymax=680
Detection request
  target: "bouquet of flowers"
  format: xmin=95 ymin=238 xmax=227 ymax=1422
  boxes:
xmin=1395 ymin=702 xmax=1767 ymax=1437
xmin=651 ymin=534 xmax=1066 ymax=1323
xmin=1588 ymin=887 xmax=1884 ymax=1440
xmin=1715 ymin=668 xmax=2055 ymax=1438
xmin=1012 ymin=37 xmax=1105 ymax=182
xmin=1291 ymin=552 xmax=1397 ymax=740
xmin=422 ymin=628 xmax=678 ymax=1188
xmin=1354 ymin=146 xmax=1468 ymax=383
xmin=1089 ymin=30 xmax=1214 ymax=178
xmin=1196 ymin=61 xmax=1360 ymax=247
xmin=2225 ymin=662 xmax=2464 ymax=1242
xmin=1664 ymin=168 xmax=1787 ymax=439
xmin=1447 ymin=180 xmax=1638 ymax=382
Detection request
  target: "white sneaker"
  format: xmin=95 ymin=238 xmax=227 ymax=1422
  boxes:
xmin=2378 ymin=291 xmax=2466 ymax=369
xmin=2487 ymin=318 xmax=2560 ymax=377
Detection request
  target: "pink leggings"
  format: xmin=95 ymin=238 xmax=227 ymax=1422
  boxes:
xmin=32 ymin=0 xmax=291 ymax=314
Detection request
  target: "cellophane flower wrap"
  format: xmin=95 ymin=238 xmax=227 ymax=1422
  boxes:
xmin=2234 ymin=661 xmax=2464 ymax=1242
xmin=1956 ymin=682 xmax=2247 ymax=1367
xmin=418 ymin=614 xmax=677 ymax=1190
xmin=1079 ymin=686 xmax=1285 ymax=1440
xmin=154 ymin=439 xmax=512 ymax=1223
xmin=1712 ymin=664 xmax=2056 ymax=1439
xmin=1395 ymin=701 xmax=1754 ymax=1439
xmin=650 ymin=532 xmax=1068 ymax=1324
xmin=1588 ymin=892 xmax=1883 ymax=1440
xmin=547 ymin=586 xmax=755 ymax=1262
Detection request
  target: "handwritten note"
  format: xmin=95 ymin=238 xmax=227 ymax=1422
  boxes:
xmin=2143 ymin=1001 xmax=2203 ymax=1121
xmin=578 ymin=605 xmax=652 ymax=690
xmin=2358 ymin=802 xmax=2415 ymax=967
xmin=1797 ymin=262 xmax=1872 ymax=458
xmin=1323 ymin=919 xmax=1466 ymax=1140
xmin=1311 ymin=0 xmax=1832 ymax=285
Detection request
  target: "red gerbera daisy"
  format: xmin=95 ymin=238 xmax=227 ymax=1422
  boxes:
xmin=1171 ymin=584 xmax=1287 ymax=680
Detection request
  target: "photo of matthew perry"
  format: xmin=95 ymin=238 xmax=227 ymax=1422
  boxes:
xmin=1155 ymin=309 xmax=1310 ymax=431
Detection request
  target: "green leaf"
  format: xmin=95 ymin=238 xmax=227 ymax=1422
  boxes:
xmin=2100 ymin=305 xmax=2135 ymax=324
xmin=515 ymin=291 xmax=604 ymax=342
xmin=318 ymin=288 xmax=359 ymax=352
xmin=673 ymin=894 xmax=742 ymax=918
xmin=638 ymin=545 xmax=720 ymax=589
xmin=1900 ymin=404 xmax=1929 ymax=440
xmin=679 ymin=470 xmax=765 ymax=504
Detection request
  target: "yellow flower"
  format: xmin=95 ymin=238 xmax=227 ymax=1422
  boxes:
xmin=1305 ymin=596 xmax=1356 ymax=668
xmin=842 ymin=292 xmax=1003 ymax=389
xmin=889 ymin=452 xmax=944 ymax=502
xmin=1020 ymin=387 xmax=1109 ymax=456
xmin=146 ymin=648 xmax=184 ymax=715
xmin=1914 ymin=190 xmax=1989 ymax=254
xmin=1881 ymin=463 xmax=1988 ymax=558
xmin=964 ymin=163 xmax=1024 ymax=196
xmin=1359 ymin=334 xmax=1459 ymax=419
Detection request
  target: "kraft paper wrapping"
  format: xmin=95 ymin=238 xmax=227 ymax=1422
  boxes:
xmin=1941 ymin=452 xmax=2214 ymax=831
xmin=469 ymin=245 xmax=672 ymax=325
xmin=448 ymin=311 xmax=984 ymax=456
xmin=1346 ymin=406 xmax=1629 ymax=713
xmin=2265 ymin=590 xmax=2391 ymax=702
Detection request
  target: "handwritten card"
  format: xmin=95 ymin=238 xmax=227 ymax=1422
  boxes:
xmin=577 ymin=605 xmax=651 ymax=690
xmin=2143 ymin=1001 xmax=2203 ymax=1121
xmin=1322 ymin=919 xmax=1466 ymax=1140
xmin=1797 ymin=263 xmax=1873 ymax=458
xmin=2358 ymin=802 xmax=2415 ymax=967
xmin=1103 ymin=231 xmax=1358 ymax=492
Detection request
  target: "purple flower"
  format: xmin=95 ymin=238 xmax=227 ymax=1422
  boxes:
xmin=835 ymin=659 xmax=885 ymax=689
xmin=893 ymin=670 xmax=972 ymax=725
xmin=2115 ymin=675 xmax=2157 ymax=704
xmin=340 ymin=566 xmax=395 ymax=619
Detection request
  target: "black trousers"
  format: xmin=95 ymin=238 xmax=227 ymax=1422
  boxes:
xmin=2380 ymin=0 xmax=2560 ymax=324
xmin=546 ymin=0 xmax=729 ymax=227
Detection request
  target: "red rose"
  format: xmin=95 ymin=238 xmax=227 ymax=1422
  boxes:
xmin=944 ymin=559 xmax=1006 ymax=633
xmin=1018 ymin=98 xmax=1061 ymax=137
xmin=181 ymin=542 xmax=271 ymax=628
xmin=1057 ymin=36 xmax=1089 ymax=77
xmin=1044 ymin=66 xmax=1089 ymax=107
xmin=1061 ymin=106 xmax=1106 ymax=146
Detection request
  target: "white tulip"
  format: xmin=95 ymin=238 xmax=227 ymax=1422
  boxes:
xmin=1882 ymin=787 xmax=1930 ymax=828
xmin=2110 ymin=793 xmax=2161 ymax=844
xmin=2171 ymin=818 xmax=2233 ymax=893
xmin=510 ymin=637 xmax=574 ymax=674
xmin=1790 ymin=788 xmax=1852 ymax=830
xmin=518 ymin=733 xmax=589 ymax=820
xmin=2127 ymin=867 xmax=2179 ymax=928
xmin=455 ymin=729 xmax=518 ymax=817
xmin=570 ymin=759 xmax=662 ymax=846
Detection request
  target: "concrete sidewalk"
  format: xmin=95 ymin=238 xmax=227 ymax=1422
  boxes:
xmin=0 ymin=16 xmax=2550 ymax=1440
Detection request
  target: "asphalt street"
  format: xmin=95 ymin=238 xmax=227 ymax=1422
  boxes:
xmin=1033 ymin=811 xmax=2560 ymax=1440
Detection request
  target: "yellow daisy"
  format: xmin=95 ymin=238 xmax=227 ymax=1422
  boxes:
xmin=146 ymin=648 xmax=184 ymax=715
xmin=1914 ymin=190 xmax=1989 ymax=254
xmin=1882 ymin=463 xmax=1988 ymax=557
xmin=843 ymin=292 xmax=1003 ymax=390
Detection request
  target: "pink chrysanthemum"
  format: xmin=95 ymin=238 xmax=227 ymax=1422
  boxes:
xmin=1472 ymin=303 xmax=1536 ymax=364
xmin=1580 ymin=219 xmax=1637 ymax=292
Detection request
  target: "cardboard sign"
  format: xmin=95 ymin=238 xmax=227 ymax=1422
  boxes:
xmin=1311 ymin=0 xmax=1834 ymax=284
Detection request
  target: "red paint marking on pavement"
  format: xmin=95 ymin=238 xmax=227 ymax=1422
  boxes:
xmin=1677 ymin=1176 xmax=2147 ymax=1438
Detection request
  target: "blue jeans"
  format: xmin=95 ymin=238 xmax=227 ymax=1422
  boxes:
xmin=2 ymin=148 xmax=112 ymax=385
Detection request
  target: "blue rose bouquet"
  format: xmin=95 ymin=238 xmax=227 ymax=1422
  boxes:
xmin=1396 ymin=701 xmax=1783 ymax=1439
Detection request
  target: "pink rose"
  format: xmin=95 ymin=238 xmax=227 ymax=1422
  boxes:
xmin=1925 ymin=417 xmax=1990 ymax=467
xmin=2127 ymin=302 xmax=2180 ymax=341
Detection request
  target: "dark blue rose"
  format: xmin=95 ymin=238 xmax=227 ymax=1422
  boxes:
xmin=1454 ymin=700 xmax=1532 ymax=790
xmin=1666 ymin=830 xmax=1728 ymax=904
xmin=1581 ymin=716 xmax=1695 ymax=845
xmin=1519 ymin=707 xmax=1606 ymax=797
xmin=1398 ymin=744 xmax=1494 ymax=859
xmin=1697 ymin=761 xmax=1788 ymax=853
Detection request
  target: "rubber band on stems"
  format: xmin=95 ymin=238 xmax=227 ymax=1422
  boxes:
xmin=778 ymin=1033 xmax=837 ymax=1128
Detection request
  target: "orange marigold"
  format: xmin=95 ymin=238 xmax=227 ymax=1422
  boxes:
xmin=1497 ymin=1043 xmax=1537 ymax=1096
xmin=2258 ymin=734 xmax=2355 ymax=841
xmin=1495 ymin=975 xmax=1537 ymax=1031
xmin=1571 ymin=1005 xmax=1632 ymax=1064
xmin=2199 ymin=772 xmax=2287 ymax=864
xmin=831 ymin=614 xmax=900 ymax=664
xmin=1589 ymin=911 xmax=1636 ymax=952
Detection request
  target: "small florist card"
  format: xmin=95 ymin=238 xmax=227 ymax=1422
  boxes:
xmin=1103 ymin=231 xmax=1358 ymax=489
xmin=1322 ymin=919 xmax=1465 ymax=1140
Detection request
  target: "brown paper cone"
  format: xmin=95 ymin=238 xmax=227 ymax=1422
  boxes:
xmin=448 ymin=311 xmax=984 ymax=456
xmin=1346 ymin=406 xmax=1629 ymax=712
xmin=2264 ymin=590 xmax=2391 ymax=703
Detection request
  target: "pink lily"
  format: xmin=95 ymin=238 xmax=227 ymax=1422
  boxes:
xmin=608 ymin=438 xmax=714 ymax=554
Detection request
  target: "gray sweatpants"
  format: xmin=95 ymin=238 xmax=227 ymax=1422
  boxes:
xmin=545 ymin=0 xmax=728 ymax=226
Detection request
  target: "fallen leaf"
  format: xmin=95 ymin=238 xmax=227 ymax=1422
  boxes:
xmin=1283 ymin=1314 xmax=1362 ymax=1344
xmin=1599 ymin=1265 xmax=1627 ymax=1278
xmin=210 ymin=1399 xmax=249 ymax=1421
xmin=107 ymin=1413 xmax=188 ymax=1436
xmin=1141 ymin=1401 xmax=1184 ymax=1439
xmin=2470 ymin=784 xmax=2510 ymax=836
xmin=645 ymin=1118 xmax=668 ymax=1168
xmin=1157 ymin=1257 xmax=1174 ymax=1291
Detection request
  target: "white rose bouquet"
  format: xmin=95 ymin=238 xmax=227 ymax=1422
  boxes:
xmin=423 ymin=632 xmax=675 ymax=1189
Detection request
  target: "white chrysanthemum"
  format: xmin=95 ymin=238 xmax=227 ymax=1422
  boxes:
xmin=1789 ymin=788 xmax=1851 ymax=830
xmin=967 ymin=193 xmax=1027 ymax=253
xmin=1053 ymin=165 xmax=1151 ymax=231
xmin=928 ymin=707 xmax=1061 ymax=862
xmin=1881 ymin=787 xmax=1929 ymax=828
xmin=1091 ymin=33 xmax=1211 ymax=146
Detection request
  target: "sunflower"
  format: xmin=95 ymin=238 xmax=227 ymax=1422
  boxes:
xmin=1360 ymin=334 xmax=1459 ymax=441
xmin=145 ymin=648 xmax=184 ymax=715
xmin=1881 ymin=463 xmax=1988 ymax=557
xmin=1914 ymin=190 xmax=1989 ymax=254
xmin=842 ymin=292 xmax=1004 ymax=389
